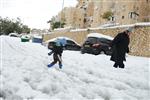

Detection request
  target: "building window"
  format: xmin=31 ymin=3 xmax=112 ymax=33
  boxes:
xmin=110 ymin=16 xmax=115 ymax=21
xmin=122 ymin=16 xmax=125 ymax=19
xmin=128 ymin=12 xmax=139 ymax=19
xmin=84 ymin=7 xmax=87 ymax=10
xmin=84 ymin=18 xmax=86 ymax=23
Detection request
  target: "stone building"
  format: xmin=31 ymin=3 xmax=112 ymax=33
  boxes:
xmin=57 ymin=7 xmax=85 ymax=28
xmin=51 ymin=0 xmax=150 ymax=29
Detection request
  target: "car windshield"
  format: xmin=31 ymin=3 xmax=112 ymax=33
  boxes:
xmin=66 ymin=40 xmax=76 ymax=45
xmin=86 ymin=37 xmax=112 ymax=44
xmin=86 ymin=37 xmax=98 ymax=43
xmin=98 ymin=38 xmax=111 ymax=44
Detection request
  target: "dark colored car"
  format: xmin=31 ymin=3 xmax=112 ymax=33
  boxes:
xmin=48 ymin=37 xmax=81 ymax=51
xmin=81 ymin=37 xmax=112 ymax=55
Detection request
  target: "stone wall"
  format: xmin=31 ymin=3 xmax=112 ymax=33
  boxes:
xmin=43 ymin=26 xmax=150 ymax=57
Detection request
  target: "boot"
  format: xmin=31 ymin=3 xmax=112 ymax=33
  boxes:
xmin=47 ymin=63 xmax=54 ymax=68
xmin=119 ymin=64 xmax=125 ymax=68
xmin=113 ymin=63 xmax=118 ymax=68
xmin=59 ymin=64 xmax=63 ymax=69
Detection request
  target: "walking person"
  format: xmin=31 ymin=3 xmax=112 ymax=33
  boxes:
xmin=110 ymin=27 xmax=133 ymax=68
xmin=47 ymin=38 xmax=66 ymax=69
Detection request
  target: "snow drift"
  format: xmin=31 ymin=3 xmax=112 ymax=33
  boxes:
xmin=0 ymin=36 xmax=149 ymax=100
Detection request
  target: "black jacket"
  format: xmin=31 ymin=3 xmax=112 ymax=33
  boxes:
xmin=110 ymin=31 xmax=130 ymax=62
xmin=51 ymin=44 xmax=63 ymax=55
xmin=48 ymin=43 xmax=63 ymax=56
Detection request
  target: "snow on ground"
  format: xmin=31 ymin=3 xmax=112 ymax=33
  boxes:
xmin=0 ymin=36 xmax=149 ymax=100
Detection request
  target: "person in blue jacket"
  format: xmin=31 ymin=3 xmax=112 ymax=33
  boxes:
xmin=47 ymin=38 xmax=66 ymax=69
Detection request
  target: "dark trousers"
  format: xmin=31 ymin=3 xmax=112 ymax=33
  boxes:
xmin=51 ymin=53 xmax=62 ymax=65
xmin=113 ymin=61 xmax=124 ymax=68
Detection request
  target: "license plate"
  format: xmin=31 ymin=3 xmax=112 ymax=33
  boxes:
xmin=49 ymin=46 xmax=53 ymax=48
xmin=84 ymin=45 xmax=90 ymax=47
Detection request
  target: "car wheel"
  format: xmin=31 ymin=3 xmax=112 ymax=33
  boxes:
xmin=81 ymin=48 xmax=85 ymax=54
xmin=93 ymin=50 xmax=100 ymax=55
xmin=81 ymin=50 xmax=85 ymax=54
xmin=100 ymin=50 xmax=105 ymax=54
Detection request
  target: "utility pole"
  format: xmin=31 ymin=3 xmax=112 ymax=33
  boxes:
xmin=60 ymin=0 xmax=64 ymax=28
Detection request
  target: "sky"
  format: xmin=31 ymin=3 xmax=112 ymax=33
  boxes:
xmin=0 ymin=35 xmax=149 ymax=100
xmin=0 ymin=0 xmax=77 ymax=29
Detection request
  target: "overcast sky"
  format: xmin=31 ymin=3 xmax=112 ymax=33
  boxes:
xmin=0 ymin=0 xmax=77 ymax=29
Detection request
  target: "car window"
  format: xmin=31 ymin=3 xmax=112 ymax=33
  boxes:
xmin=98 ymin=38 xmax=111 ymax=44
xmin=48 ymin=42 xmax=55 ymax=45
xmin=67 ymin=40 xmax=76 ymax=45
xmin=87 ymin=37 xmax=98 ymax=43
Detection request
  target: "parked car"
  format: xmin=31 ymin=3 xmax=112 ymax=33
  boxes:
xmin=21 ymin=35 xmax=31 ymax=42
xmin=9 ymin=33 xmax=19 ymax=37
xmin=81 ymin=33 xmax=113 ymax=55
xmin=32 ymin=35 xmax=42 ymax=43
xmin=46 ymin=37 xmax=81 ymax=51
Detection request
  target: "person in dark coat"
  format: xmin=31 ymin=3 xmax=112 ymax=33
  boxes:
xmin=110 ymin=27 xmax=133 ymax=68
xmin=47 ymin=41 xmax=64 ymax=69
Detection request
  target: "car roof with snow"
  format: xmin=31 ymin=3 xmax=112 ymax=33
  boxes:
xmin=87 ymin=33 xmax=114 ymax=40
xmin=9 ymin=33 xmax=19 ymax=36
xmin=33 ymin=35 xmax=42 ymax=39
xmin=45 ymin=37 xmax=80 ymax=45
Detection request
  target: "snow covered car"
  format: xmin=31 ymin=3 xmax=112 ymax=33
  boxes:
xmin=46 ymin=37 xmax=81 ymax=51
xmin=21 ymin=35 xmax=30 ymax=42
xmin=9 ymin=33 xmax=19 ymax=37
xmin=81 ymin=33 xmax=113 ymax=55
xmin=32 ymin=35 xmax=42 ymax=43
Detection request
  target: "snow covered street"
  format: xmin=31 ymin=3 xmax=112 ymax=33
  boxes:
xmin=0 ymin=36 xmax=149 ymax=100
